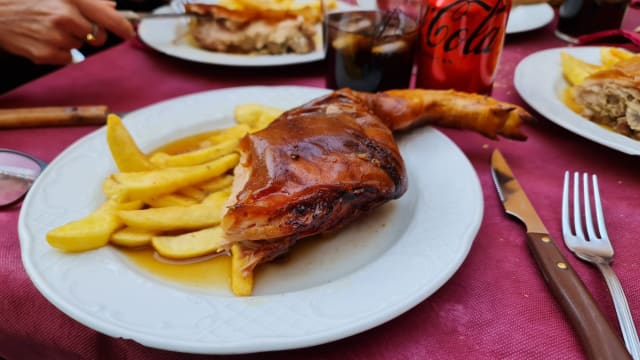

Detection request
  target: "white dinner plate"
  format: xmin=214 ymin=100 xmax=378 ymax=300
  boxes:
xmin=514 ymin=47 xmax=640 ymax=156
xmin=506 ymin=3 xmax=554 ymax=34
xmin=19 ymin=86 xmax=482 ymax=354
xmin=137 ymin=5 xmax=325 ymax=66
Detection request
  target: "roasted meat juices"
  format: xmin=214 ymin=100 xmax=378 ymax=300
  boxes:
xmin=415 ymin=0 xmax=511 ymax=94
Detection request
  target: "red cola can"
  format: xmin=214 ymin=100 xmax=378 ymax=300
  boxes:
xmin=415 ymin=0 xmax=511 ymax=94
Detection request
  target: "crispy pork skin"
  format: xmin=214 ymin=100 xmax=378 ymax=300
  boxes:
xmin=185 ymin=4 xmax=316 ymax=55
xmin=221 ymin=88 xmax=531 ymax=271
xmin=573 ymin=57 xmax=640 ymax=140
xmin=223 ymin=89 xmax=407 ymax=243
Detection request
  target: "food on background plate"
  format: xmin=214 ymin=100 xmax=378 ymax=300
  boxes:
xmin=46 ymin=88 xmax=531 ymax=296
xmin=185 ymin=0 xmax=330 ymax=55
xmin=561 ymin=47 xmax=640 ymax=140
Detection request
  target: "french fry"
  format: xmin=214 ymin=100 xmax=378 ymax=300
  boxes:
xmin=217 ymin=0 xmax=333 ymax=23
xmin=197 ymin=174 xmax=234 ymax=193
xmin=177 ymin=186 xmax=209 ymax=202
xmin=234 ymin=103 xmax=283 ymax=131
xmin=47 ymin=200 xmax=143 ymax=252
xmin=231 ymin=244 xmax=254 ymax=296
xmin=202 ymin=188 xmax=232 ymax=205
xmin=103 ymin=176 xmax=127 ymax=202
xmin=118 ymin=189 xmax=231 ymax=231
xmin=207 ymin=124 xmax=251 ymax=145
xmin=560 ymin=51 xmax=602 ymax=86
xmin=145 ymin=194 xmax=199 ymax=208
xmin=149 ymin=139 xmax=239 ymax=168
xmin=601 ymin=47 xmax=634 ymax=68
xmin=151 ymin=226 xmax=230 ymax=259
xmin=106 ymin=114 xmax=155 ymax=172
xmin=105 ymin=153 xmax=239 ymax=201
xmin=110 ymin=227 xmax=158 ymax=247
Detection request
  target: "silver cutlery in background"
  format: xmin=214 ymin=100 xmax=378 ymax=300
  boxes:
xmin=562 ymin=172 xmax=640 ymax=360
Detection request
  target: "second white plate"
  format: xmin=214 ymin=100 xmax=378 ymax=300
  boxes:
xmin=138 ymin=5 xmax=325 ymax=67
xmin=506 ymin=3 xmax=554 ymax=34
xmin=514 ymin=46 xmax=640 ymax=155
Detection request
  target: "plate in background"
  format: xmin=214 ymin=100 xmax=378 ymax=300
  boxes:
xmin=507 ymin=3 xmax=554 ymax=34
xmin=514 ymin=47 xmax=640 ymax=155
xmin=138 ymin=5 xmax=325 ymax=66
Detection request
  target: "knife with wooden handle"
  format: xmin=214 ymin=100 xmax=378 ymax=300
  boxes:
xmin=490 ymin=149 xmax=630 ymax=360
xmin=0 ymin=106 xmax=110 ymax=128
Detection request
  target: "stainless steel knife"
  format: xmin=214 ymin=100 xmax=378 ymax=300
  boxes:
xmin=490 ymin=149 xmax=630 ymax=360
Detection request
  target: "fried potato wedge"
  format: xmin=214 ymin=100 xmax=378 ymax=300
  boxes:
xmin=47 ymin=200 xmax=143 ymax=252
xmin=217 ymin=0 xmax=330 ymax=23
xmin=145 ymin=194 xmax=199 ymax=208
xmin=560 ymin=51 xmax=602 ymax=86
xmin=151 ymin=226 xmax=230 ymax=259
xmin=177 ymin=186 xmax=209 ymax=202
xmin=197 ymin=175 xmax=234 ymax=193
xmin=106 ymin=114 xmax=155 ymax=172
xmin=231 ymin=244 xmax=254 ymax=296
xmin=118 ymin=189 xmax=231 ymax=231
xmin=110 ymin=227 xmax=158 ymax=247
xmin=601 ymin=47 xmax=634 ymax=68
xmin=234 ymin=103 xmax=283 ymax=131
xmin=149 ymin=139 xmax=239 ymax=168
xmin=207 ymin=124 xmax=251 ymax=145
xmin=104 ymin=153 xmax=239 ymax=201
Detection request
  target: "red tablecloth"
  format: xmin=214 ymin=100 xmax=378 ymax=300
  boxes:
xmin=1 ymin=13 xmax=639 ymax=360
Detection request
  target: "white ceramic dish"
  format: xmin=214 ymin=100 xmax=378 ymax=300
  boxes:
xmin=137 ymin=5 xmax=324 ymax=66
xmin=506 ymin=3 xmax=554 ymax=34
xmin=19 ymin=86 xmax=483 ymax=354
xmin=514 ymin=46 xmax=640 ymax=155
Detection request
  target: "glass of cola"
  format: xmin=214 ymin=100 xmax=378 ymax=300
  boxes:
xmin=324 ymin=0 xmax=423 ymax=92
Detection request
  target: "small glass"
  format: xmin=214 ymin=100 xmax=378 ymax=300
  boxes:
xmin=324 ymin=0 xmax=422 ymax=92
xmin=555 ymin=0 xmax=630 ymax=42
xmin=0 ymin=149 xmax=46 ymax=208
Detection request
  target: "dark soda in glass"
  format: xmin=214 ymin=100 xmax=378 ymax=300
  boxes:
xmin=325 ymin=10 xmax=419 ymax=92
xmin=556 ymin=0 xmax=629 ymax=41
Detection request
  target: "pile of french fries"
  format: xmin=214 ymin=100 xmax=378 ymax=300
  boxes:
xmin=46 ymin=103 xmax=284 ymax=296
xmin=561 ymin=47 xmax=634 ymax=87
xmin=217 ymin=0 xmax=333 ymax=23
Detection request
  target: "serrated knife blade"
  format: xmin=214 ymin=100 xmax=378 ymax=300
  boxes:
xmin=490 ymin=149 xmax=630 ymax=360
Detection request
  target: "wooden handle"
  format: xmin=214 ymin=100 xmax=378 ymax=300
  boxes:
xmin=526 ymin=232 xmax=631 ymax=360
xmin=0 ymin=106 xmax=109 ymax=128
xmin=512 ymin=0 xmax=548 ymax=6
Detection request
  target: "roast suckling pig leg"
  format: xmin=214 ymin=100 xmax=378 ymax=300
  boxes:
xmin=222 ymin=88 xmax=533 ymax=277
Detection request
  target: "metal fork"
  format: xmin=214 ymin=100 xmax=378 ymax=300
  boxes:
xmin=562 ymin=171 xmax=640 ymax=360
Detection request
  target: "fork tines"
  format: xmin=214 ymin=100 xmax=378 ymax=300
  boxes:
xmin=562 ymin=171 xmax=613 ymax=257
xmin=562 ymin=171 xmax=640 ymax=359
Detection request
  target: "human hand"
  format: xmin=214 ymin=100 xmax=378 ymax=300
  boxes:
xmin=0 ymin=0 xmax=135 ymax=65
